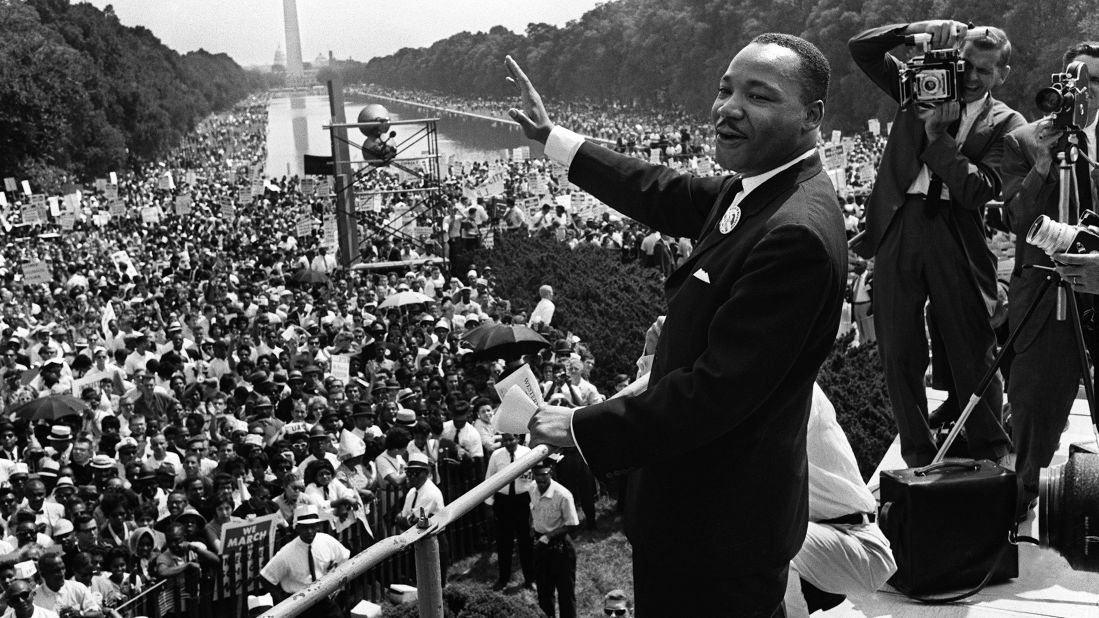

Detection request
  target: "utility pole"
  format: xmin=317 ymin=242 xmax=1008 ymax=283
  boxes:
xmin=327 ymin=78 xmax=358 ymax=268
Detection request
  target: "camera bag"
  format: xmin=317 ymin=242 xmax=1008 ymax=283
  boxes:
xmin=879 ymin=458 xmax=1018 ymax=596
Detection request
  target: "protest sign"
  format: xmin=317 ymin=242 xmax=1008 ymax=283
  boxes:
xmin=3 ymin=178 xmax=15 ymax=192
xmin=59 ymin=213 xmax=76 ymax=231
xmin=215 ymin=515 xmax=277 ymax=601
xmin=296 ymin=217 xmax=313 ymax=238
xmin=831 ymin=129 xmax=842 ymax=144
xmin=21 ymin=205 xmax=40 ymax=225
xmin=174 ymin=195 xmax=192 ymax=215
xmin=868 ymin=118 xmax=881 ymax=134
xmin=21 ymin=180 xmax=31 ymax=196
xmin=331 ymin=354 xmax=351 ymax=383
xmin=858 ymin=163 xmax=875 ymax=184
xmin=104 ymin=184 xmax=118 ymax=200
xmin=22 ymin=261 xmax=51 ymax=286
xmin=140 ymin=207 xmax=160 ymax=224
xmin=220 ymin=197 xmax=235 ymax=218
xmin=822 ymin=144 xmax=845 ymax=171
xmin=48 ymin=197 xmax=61 ymax=217
xmin=108 ymin=199 xmax=125 ymax=217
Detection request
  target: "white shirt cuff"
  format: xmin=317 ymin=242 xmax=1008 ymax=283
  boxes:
xmin=544 ymin=126 xmax=585 ymax=169
xmin=569 ymin=408 xmax=590 ymax=467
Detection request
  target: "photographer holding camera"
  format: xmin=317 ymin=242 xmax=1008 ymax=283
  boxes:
xmin=1001 ymin=42 xmax=1099 ymax=521
xmin=849 ymin=21 xmax=1025 ymax=467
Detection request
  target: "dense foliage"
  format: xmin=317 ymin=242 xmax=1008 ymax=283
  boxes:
xmin=470 ymin=233 xmax=667 ymax=393
xmin=383 ymin=583 xmax=543 ymax=617
xmin=817 ymin=332 xmax=896 ymax=481
xmin=330 ymin=0 xmax=1098 ymax=132
xmin=0 ymin=0 xmax=275 ymax=188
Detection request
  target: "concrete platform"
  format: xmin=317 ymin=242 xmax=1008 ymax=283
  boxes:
xmin=832 ymin=390 xmax=1099 ymax=617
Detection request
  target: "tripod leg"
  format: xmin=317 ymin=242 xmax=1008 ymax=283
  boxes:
xmin=1064 ymin=287 xmax=1099 ymax=449
xmin=931 ymin=273 xmax=1056 ymax=465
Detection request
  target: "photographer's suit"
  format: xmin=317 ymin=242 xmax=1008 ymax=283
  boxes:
xmin=1002 ymin=121 xmax=1099 ymax=508
xmin=563 ymin=139 xmax=847 ymax=616
xmin=849 ymin=24 xmax=1025 ymax=466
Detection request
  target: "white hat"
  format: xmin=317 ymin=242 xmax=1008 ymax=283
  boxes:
xmin=247 ymin=594 xmax=274 ymax=612
xmin=293 ymin=504 xmax=321 ymax=526
xmin=13 ymin=560 xmax=36 ymax=580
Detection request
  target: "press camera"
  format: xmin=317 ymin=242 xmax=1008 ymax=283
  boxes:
xmin=1035 ymin=61 xmax=1091 ymax=132
xmin=898 ymin=47 xmax=967 ymax=109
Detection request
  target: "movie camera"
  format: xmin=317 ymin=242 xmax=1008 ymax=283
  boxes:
xmin=1035 ymin=61 xmax=1091 ymax=132
xmin=1027 ymin=210 xmax=1099 ymax=255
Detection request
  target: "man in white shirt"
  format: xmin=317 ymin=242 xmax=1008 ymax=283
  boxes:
xmin=309 ymin=247 xmax=337 ymax=273
xmin=528 ymin=285 xmax=555 ymax=327
xmin=529 ymin=459 xmax=579 ymax=618
xmin=399 ymin=454 xmax=448 ymax=585
xmin=440 ymin=401 xmax=483 ymax=460
xmin=260 ymin=505 xmax=349 ymax=618
xmin=484 ymin=433 xmax=534 ymax=590
xmin=783 ymin=385 xmax=896 ymax=616
xmin=33 ymin=554 xmax=102 ymax=618
xmin=4 ymin=579 xmax=59 ymax=618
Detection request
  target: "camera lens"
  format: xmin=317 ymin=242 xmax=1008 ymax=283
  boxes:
xmin=1038 ymin=451 xmax=1099 ymax=572
xmin=1026 ymin=216 xmax=1078 ymax=254
xmin=1035 ymin=87 xmax=1064 ymax=114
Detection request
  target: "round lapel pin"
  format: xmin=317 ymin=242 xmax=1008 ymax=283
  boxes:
xmin=719 ymin=205 xmax=741 ymax=234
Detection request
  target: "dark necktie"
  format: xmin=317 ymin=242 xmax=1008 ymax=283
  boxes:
xmin=409 ymin=488 xmax=418 ymax=510
xmin=1077 ymin=130 xmax=1093 ymax=215
xmin=307 ymin=544 xmax=316 ymax=581
xmin=925 ymin=117 xmax=962 ymax=212
xmin=508 ymin=450 xmax=515 ymax=496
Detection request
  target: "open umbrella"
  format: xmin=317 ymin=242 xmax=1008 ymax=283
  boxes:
xmin=461 ymin=323 xmax=549 ymax=360
xmin=379 ymin=291 xmax=434 ymax=309
xmin=289 ymin=269 xmax=330 ymax=285
xmin=8 ymin=394 xmax=87 ymax=422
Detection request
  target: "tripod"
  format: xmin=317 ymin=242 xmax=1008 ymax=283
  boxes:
xmin=931 ymin=143 xmax=1099 ymax=466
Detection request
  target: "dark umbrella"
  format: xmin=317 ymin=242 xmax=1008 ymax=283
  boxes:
xmin=462 ymin=323 xmax=550 ymax=361
xmin=8 ymin=394 xmax=87 ymax=422
xmin=289 ymin=269 xmax=330 ymax=285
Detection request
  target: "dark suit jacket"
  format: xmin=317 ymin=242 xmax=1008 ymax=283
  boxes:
xmin=849 ymin=24 xmax=1026 ymax=316
xmin=569 ymin=142 xmax=847 ymax=576
xmin=1002 ymin=120 xmax=1099 ymax=351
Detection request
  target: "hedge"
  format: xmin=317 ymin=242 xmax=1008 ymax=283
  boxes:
xmin=817 ymin=332 xmax=896 ymax=481
xmin=383 ymin=583 xmax=542 ymax=617
xmin=470 ymin=233 xmax=666 ymax=392
xmin=473 ymin=235 xmax=895 ymax=479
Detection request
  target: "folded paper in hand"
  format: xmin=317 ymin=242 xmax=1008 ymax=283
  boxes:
xmin=495 ymin=385 xmax=539 ymax=434
xmin=493 ymin=364 xmax=544 ymax=406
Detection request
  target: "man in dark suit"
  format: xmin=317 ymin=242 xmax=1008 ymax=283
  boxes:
xmin=1002 ymin=43 xmax=1099 ymax=520
xmin=849 ymin=21 xmax=1025 ymax=467
xmin=508 ymin=33 xmax=848 ymax=616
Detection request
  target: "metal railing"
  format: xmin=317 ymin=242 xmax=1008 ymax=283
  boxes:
xmin=261 ymin=444 xmax=552 ymax=618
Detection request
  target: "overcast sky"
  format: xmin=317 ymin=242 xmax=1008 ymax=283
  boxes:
xmin=80 ymin=0 xmax=604 ymax=68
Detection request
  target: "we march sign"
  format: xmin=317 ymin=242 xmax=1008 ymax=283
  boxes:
xmin=214 ymin=514 xmax=278 ymax=600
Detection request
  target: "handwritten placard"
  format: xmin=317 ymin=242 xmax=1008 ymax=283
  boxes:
xmin=22 ymin=261 xmax=51 ymax=286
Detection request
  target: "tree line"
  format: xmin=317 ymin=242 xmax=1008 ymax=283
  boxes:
xmin=325 ymin=0 xmax=1097 ymax=133
xmin=0 ymin=0 xmax=276 ymax=189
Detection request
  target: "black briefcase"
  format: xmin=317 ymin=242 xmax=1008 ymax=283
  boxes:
xmin=879 ymin=458 xmax=1018 ymax=596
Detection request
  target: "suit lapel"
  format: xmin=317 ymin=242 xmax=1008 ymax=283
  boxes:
xmin=961 ymin=96 xmax=997 ymax=160
xmin=670 ymin=155 xmax=824 ymax=281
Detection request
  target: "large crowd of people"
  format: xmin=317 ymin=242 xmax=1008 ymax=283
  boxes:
xmin=0 ymin=77 xmax=899 ymax=615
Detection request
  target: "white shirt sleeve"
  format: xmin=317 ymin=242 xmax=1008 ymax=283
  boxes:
xmin=544 ymin=126 xmax=586 ymax=169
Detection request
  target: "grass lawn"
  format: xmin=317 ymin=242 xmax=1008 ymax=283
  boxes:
xmin=445 ymin=493 xmax=634 ymax=616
